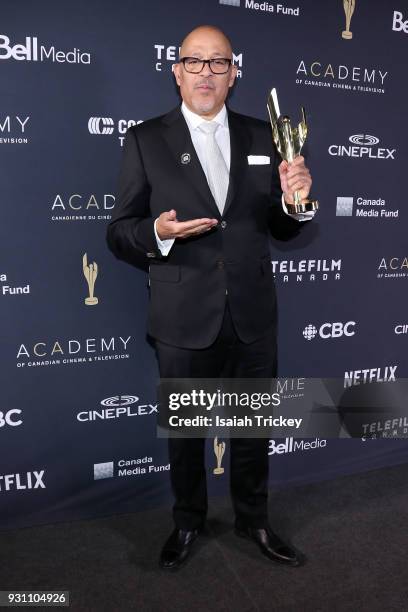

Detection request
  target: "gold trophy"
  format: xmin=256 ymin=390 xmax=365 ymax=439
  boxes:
xmin=213 ymin=437 xmax=225 ymax=475
xmin=267 ymin=87 xmax=319 ymax=214
xmin=342 ymin=0 xmax=355 ymax=40
xmin=83 ymin=253 xmax=99 ymax=305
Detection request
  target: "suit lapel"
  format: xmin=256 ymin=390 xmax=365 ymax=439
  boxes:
xmin=160 ymin=106 xmax=253 ymax=218
xmin=223 ymin=108 xmax=252 ymax=217
xmin=161 ymin=106 xmax=220 ymax=218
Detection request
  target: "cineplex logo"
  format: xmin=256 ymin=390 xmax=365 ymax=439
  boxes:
xmin=303 ymin=321 xmax=356 ymax=341
xmin=296 ymin=60 xmax=388 ymax=95
xmin=219 ymin=0 xmax=300 ymax=16
xmin=51 ymin=193 xmax=115 ymax=222
xmin=77 ymin=395 xmax=158 ymax=422
xmin=0 ymin=470 xmax=45 ymax=492
xmin=377 ymin=257 xmax=408 ymax=279
xmin=0 ymin=34 xmax=91 ymax=64
xmin=0 ymin=115 xmax=30 ymax=145
xmin=268 ymin=438 xmax=326 ymax=455
xmin=88 ymin=117 xmax=143 ymax=147
xmin=16 ymin=336 xmax=132 ymax=368
xmin=93 ymin=457 xmax=169 ymax=480
xmin=329 ymin=134 xmax=396 ymax=159
xmin=154 ymin=44 xmax=243 ymax=77
xmin=271 ymin=258 xmax=342 ymax=283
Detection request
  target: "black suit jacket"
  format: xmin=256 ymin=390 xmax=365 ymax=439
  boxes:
xmin=106 ymin=105 xmax=302 ymax=349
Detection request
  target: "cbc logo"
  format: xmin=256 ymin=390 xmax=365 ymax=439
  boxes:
xmin=303 ymin=321 xmax=356 ymax=340
xmin=0 ymin=409 xmax=23 ymax=427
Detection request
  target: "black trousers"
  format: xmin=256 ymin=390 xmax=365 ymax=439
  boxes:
xmin=154 ymin=300 xmax=277 ymax=530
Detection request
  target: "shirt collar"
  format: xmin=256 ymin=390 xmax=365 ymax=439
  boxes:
xmin=181 ymin=102 xmax=228 ymax=130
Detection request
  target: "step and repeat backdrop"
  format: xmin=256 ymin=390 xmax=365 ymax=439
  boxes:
xmin=1 ymin=0 xmax=407 ymax=529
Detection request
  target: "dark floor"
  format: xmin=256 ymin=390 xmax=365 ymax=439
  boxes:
xmin=1 ymin=463 xmax=408 ymax=612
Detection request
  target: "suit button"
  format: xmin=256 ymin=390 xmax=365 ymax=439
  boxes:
xmin=217 ymin=260 xmax=225 ymax=270
xmin=220 ymin=220 xmax=227 ymax=229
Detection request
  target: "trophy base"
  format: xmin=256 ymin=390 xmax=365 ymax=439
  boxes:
xmin=85 ymin=297 xmax=98 ymax=305
xmin=213 ymin=467 xmax=224 ymax=475
xmin=342 ymin=30 xmax=353 ymax=39
xmin=286 ymin=199 xmax=319 ymax=214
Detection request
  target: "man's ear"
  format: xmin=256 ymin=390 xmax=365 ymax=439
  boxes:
xmin=228 ymin=64 xmax=237 ymax=88
xmin=173 ymin=63 xmax=181 ymax=86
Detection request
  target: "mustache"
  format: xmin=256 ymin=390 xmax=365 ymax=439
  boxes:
xmin=194 ymin=80 xmax=216 ymax=89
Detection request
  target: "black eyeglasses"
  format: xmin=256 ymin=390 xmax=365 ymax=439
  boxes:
xmin=179 ymin=57 xmax=232 ymax=74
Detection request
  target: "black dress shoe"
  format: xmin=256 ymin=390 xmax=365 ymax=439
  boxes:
xmin=235 ymin=525 xmax=304 ymax=566
xmin=159 ymin=528 xmax=199 ymax=570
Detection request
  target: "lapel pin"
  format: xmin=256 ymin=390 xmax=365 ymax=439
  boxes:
xmin=181 ymin=152 xmax=191 ymax=164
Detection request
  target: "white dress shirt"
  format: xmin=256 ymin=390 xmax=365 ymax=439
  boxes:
xmin=154 ymin=102 xmax=314 ymax=255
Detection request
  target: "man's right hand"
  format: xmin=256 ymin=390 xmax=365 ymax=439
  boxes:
xmin=156 ymin=209 xmax=218 ymax=240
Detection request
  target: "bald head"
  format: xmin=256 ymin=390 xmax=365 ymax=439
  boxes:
xmin=173 ymin=24 xmax=237 ymax=120
xmin=179 ymin=25 xmax=233 ymax=60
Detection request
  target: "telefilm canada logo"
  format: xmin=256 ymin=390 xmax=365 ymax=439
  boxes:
xmin=0 ymin=34 xmax=91 ymax=64
xmin=0 ymin=115 xmax=30 ymax=145
xmin=329 ymin=134 xmax=396 ymax=159
xmin=271 ymin=258 xmax=342 ymax=283
xmin=88 ymin=117 xmax=143 ymax=147
xmin=219 ymin=0 xmax=300 ymax=17
xmin=77 ymin=395 xmax=158 ymax=423
xmin=153 ymin=43 xmax=244 ymax=77
xmin=377 ymin=257 xmax=408 ymax=279
xmin=51 ymin=193 xmax=115 ymax=223
xmin=93 ymin=456 xmax=169 ymax=480
xmin=16 ymin=335 xmax=132 ymax=368
xmin=336 ymin=196 xmax=398 ymax=219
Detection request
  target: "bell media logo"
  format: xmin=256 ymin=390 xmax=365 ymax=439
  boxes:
xmin=220 ymin=0 xmax=240 ymax=5
xmin=0 ymin=34 xmax=91 ymax=64
xmin=392 ymin=11 xmax=408 ymax=33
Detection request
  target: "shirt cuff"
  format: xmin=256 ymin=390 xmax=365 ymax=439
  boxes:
xmin=154 ymin=218 xmax=175 ymax=256
xmin=281 ymin=194 xmax=316 ymax=222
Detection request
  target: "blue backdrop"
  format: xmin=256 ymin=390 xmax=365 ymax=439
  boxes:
xmin=1 ymin=0 xmax=407 ymax=529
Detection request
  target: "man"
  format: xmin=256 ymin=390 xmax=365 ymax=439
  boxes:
xmin=107 ymin=25 xmax=315 ymax=570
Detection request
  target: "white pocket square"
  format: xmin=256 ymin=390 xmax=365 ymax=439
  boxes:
xmin=247 ymin=155 xmax=270 ymax=165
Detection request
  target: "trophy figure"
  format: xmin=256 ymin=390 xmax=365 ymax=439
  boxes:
xmin=342 ymin=0 xmax=355 ymax=39
xmin=83 ymin=253 xmax=99 ymax=305
xmin=267 ymin=87 xmax=319 ymax=215
xmin=213 ymin=437 xmax=225 ymax=475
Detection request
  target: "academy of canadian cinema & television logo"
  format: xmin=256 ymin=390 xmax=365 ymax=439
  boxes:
xmin=377 ymin=257 xmax=408 ymax=279
xmin=16 ymin=335 xmax=133 ymax=368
